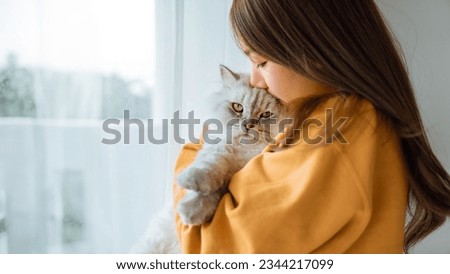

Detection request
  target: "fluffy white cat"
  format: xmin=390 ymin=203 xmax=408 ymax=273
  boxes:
xmin=131 ymin=65 xmax=284 ymax=254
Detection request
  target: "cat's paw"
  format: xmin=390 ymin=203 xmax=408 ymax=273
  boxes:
xmin=177 ymin=192 xmax=215 ymax=225
xmin=177 ymin=167 xmax=220 ymax=193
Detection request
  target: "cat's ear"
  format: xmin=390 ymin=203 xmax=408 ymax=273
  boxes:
xmin=220 ymin=65 xmax=240 ymax=84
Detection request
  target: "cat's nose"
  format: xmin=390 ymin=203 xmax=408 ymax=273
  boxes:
xmin=242 ymin=119 xmax=257 ymax=131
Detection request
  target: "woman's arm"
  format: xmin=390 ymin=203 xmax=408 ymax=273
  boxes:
xmin=173 ymin=141 xmax=371 ymax=253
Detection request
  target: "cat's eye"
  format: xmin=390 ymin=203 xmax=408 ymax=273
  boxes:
xmin=231 ymin=102 xmax=243 ymax=113
xmin=260 ymin=111 xmax=273 ymax=119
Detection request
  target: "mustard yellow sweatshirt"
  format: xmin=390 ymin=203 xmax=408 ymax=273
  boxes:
xmin=173 ymin=97 xmax=408 ymax=253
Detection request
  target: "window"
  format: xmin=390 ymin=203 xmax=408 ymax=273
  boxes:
xmin=0 ymin=0 xmax=160 ymax=253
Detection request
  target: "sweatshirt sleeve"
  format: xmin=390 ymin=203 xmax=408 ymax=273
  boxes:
xmin=173 ymin=101 xmax=384 ymax=253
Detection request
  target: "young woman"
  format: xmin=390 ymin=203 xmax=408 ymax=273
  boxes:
xmin=173 ymin=0 xmax=450 ymax=253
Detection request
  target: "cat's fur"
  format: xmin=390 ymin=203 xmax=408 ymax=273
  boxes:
xmin=131 ymin=65 xmax=284 ymax=254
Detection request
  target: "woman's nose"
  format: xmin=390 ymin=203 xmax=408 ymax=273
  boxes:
xmin=250 ymin=65 xmax=268 ymax=89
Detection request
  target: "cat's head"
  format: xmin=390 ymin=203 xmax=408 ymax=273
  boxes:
xmin=208 ymin=65 xmax=286 ymax=143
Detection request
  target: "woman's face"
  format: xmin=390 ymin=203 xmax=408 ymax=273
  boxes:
xmin=242 ymin=44 xmax=334 ymax=104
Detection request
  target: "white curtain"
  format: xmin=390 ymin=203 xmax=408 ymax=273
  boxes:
xmin=0 ymin=0 xmax=168 ymax=253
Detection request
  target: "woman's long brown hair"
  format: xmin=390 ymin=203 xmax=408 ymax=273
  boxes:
xmin=230 ymin=0 xmax=450 ymax=252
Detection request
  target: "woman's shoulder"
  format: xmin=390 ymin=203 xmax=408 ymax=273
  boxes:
xmin=271 ymin=94 xmax=393 ymax=152
xmin=334 ymin=95 xmax=398 ymax=148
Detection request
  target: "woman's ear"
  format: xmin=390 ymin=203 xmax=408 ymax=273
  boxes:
xmin=220 ymin=65 xmax=240 ymax=84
